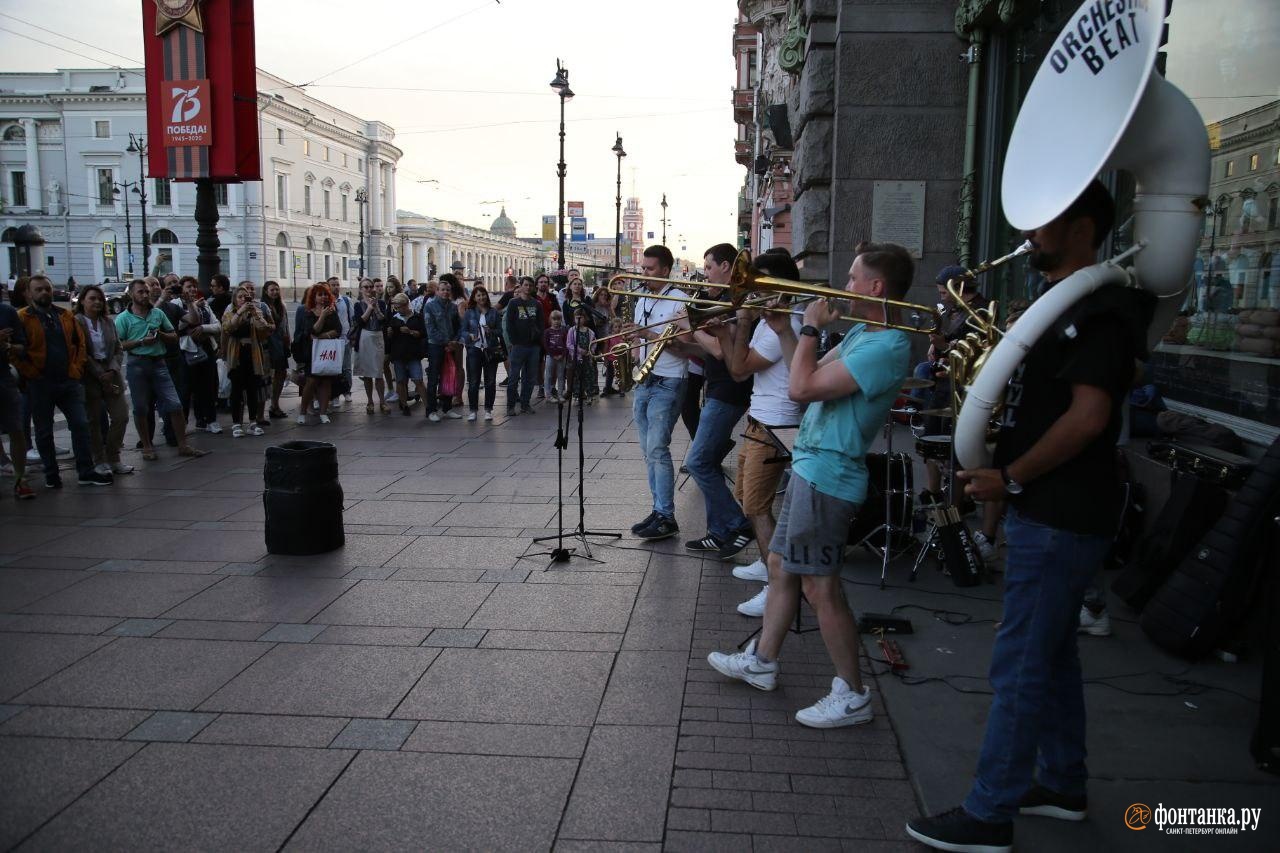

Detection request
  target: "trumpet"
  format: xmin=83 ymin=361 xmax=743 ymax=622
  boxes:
xmin=605 ymin=249 xmax=940 ymax=334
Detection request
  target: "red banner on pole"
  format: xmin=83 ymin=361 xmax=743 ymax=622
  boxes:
xmin=142 ymin=0 xmax=260 ymax=182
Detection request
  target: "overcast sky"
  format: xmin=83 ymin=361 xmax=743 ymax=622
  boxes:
xmin=0 ymin=0 xmax=744 ymax=262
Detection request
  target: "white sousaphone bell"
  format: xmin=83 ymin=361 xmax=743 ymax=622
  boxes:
xmin=954 ymin=0 xmax=1210 ymax=470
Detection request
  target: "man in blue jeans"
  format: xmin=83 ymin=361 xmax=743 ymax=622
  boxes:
xmin=14 ymin=276 xmax=110 ymax=487
xmin=422 ymin=283 xmax=461 ymax=421
xmin=908 ymin=181 xmax=1138 ymax=852
xmin=502 ymin=277 xmax=543 ymax=416
xmin=625 ymin=245 xmax=690 ymax=541
xmin=681 ymin=242 xmax=753 ymax=560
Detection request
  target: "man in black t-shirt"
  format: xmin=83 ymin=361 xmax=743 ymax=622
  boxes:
xmin=680 ymin=243 xmax=755 ymax=561
xmin=909 ymin=181 xmax=1138 ymax=853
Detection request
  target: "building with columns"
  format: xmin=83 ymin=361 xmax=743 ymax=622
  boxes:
xmin=0 ymin=67 xmax=401 ymax=292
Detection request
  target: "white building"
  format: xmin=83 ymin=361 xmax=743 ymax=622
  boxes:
xmin=0 ymin=67 xmax=402 ymax=291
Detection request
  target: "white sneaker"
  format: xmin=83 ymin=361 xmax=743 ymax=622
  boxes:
xmin=973 ymin=532 xmax=996 ymax=562
xmin=297 ymin=415 xmax=308 ymax=426
xmin=94 ymin=462 xmax=111 ymax=475
xmin=737 ymin=585 xmax=768 ymax=617
xmin=0 ymin=461 xmax=13 ymax=477
xmin=329 ymin=400 xmax=341 ymax=412
xmin=732 ymin=558 xmax=768 ymax=583
xmin=110 ymin=462 xmax=135 ymax=475
xmin=206 ymin=422 xmax=223 ymax=435
xmin=55 ymin=445 xmax=71 ymax=458
xmin=428 ymin=412 xmax=442 ymax=423
xmin=318 ymin=414 xmax=331 ymax=425
xmin=231 ymin=424 xmax=245 ymax=438
xmin=444 ymin=410 xmax=462 ymax=420
xmin=483 ymin=410 xmax=494 ymax=421
xmin=25 ymin=448 xmax=41 ymax=463
xmin=343 ymin=393 xmax=352 ymax=402
xmin=795 ymin=677 xmax=873 ymax=728
xmin=1078 ymin=606 xmax=1112 ymax=637
xmin=312 ymin=401 xmax=320 ymax=413
xmin=466 ymin=412 xmax=477 ymax=422
xmin=247 ymin=424 xmax=265 ymax=436
xmin=385 ymin=391 xmax=400 ymax=404
xmin=707 ymin=640 xmax=777 ymax=691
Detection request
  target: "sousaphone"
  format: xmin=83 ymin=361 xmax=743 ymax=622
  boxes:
xmin=953 ymin=0 xmax=1209 ymax=469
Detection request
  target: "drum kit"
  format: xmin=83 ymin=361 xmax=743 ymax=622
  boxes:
xmin=849 ymin=374 xmax=984 ymax=588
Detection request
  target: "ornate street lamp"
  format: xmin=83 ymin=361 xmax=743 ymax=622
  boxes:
xmin=660 ymin=193 xmax=668 ymax=247
xmin=551 ymin=59 xmax=574 ymax=270
xmin=612 ymin=133 xmax=626 ymax=271
xmin=127 ymin=134 xmax=149 ymax=274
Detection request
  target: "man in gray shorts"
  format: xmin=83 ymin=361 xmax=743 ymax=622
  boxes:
xmin=707 ymin=242 xmax=913 ymax=728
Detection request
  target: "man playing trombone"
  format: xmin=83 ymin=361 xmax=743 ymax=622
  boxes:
xmin=707 ymin=242 xmax=912 ymax=728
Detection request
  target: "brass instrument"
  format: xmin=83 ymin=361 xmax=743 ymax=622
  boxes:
xmin=631 ymin=321 xmax=678 ymax=385
xmin=938 ymin=240 xmax=1033 ymax=419
xmin=604 ymin=250 xmax=941 ymax=334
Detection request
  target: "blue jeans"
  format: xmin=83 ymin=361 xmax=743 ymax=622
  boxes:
xmin=507 ymin=344 xmax=539 ymax=409
xmin=963 ymin=506 xmax=1111 ymax=823
xmin=687 ymin=398 xmax=748 ymax=541
xmin=633 ymin=375 xmax=686 ymax=518
xmin=28 ymin=378 xmax=94 ymax=479
xmin=425 ymin=343 xmax=453 ymax=414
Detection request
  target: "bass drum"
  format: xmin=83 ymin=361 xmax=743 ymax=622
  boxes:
xmin=849 ymin=452 xmax=915 ymax=554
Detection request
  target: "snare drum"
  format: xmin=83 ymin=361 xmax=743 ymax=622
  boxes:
xmin=848 ymin=452 xmax=915 ymax=553
xmin=915 ymin=435 xmax=953 ymax=463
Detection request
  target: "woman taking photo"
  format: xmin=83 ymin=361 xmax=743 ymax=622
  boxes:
xmin=352 ymin=279 xmax=389 ymax=414
xmin=221 ymin=284 xmax=274 ymax=437
xmin=262 ymin=280 xmax=290 ymax=419
xmin=293 ymin=283 xmax=342 ymax=425
xmin=74 ymin=284 xmax=132 ymax=475
xmin=461 ymin=284 xmax=501 ymax=421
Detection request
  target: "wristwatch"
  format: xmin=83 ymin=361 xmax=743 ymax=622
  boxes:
xmin=799 ymin=324 xmax=820 ymax=338
xmin=1000 ymin=466 xmax=1024 ymax=496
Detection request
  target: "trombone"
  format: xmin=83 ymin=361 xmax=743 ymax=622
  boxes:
xmin=604 ymin=249 xmax=941 ymax=335
xmin=594 ymin=296 xmax=818 ymax=356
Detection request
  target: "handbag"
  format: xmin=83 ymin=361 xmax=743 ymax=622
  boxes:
xmin=439 ymin=348 xmax=460 ymax=397
xmin=310 ymin=338 xmax=346 ymax=376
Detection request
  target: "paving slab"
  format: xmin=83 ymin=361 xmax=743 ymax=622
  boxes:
xmin=192 ymin=712 xmax=348 ymax=748
xmin=466 ymin=582 xmax=637 ymax=633
xmin=0 ymin=736 xmax=142 ymax=850
xmin=394 ymin=648 xmax=613 ymax=725
xmin=18 ymin=571 xmax=220 ymax=618
xmin=0 ymin=632 xmax=115 ymax=703
xmin=560 ymin=725 xmax=679 ymax=843
xmin=21 ymin=742 xmax=352 ymax=852
xmin=200 ymin=642 xmax=440 ymax=717
xmin=161 ymin=576 xmax=356 ymax=624
xmin=329 ymin=718 xmax=417 ymax=750
xmin=597 ymin=650 xmax=687 ymax=726
xmin=313 ymin=579 xmax=493 ymax=628
xmin=284 ymin=751 xmax=576 ymax=852
xmin=15 ymin=636 xmax=269 ymax=710
xmin=123 ymin=710 xmax=218 ymax=742
xmin=0 ymin=569 xmax=90 ymax=611
xmin=0 ymin=706 xmax=150 ymax=740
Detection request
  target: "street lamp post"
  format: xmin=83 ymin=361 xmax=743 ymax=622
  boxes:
xmin=660 ymin=193 xmax=668 ymax=247
xmin=612 ymin=133 xmax=626 ymax=271
xmin=1203 ymin=194 xmax=1232 ymax=311
xmin=127 ymin=134 xmax=149 ymax=275
xmin=112 ymin=180 xmax=135 ymax=278
xmin=355 ymin=187 xmax=368 ymax=279
xmin=550 ymin=59 xmax=574 ymax=271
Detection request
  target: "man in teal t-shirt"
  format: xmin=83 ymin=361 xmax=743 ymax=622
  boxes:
xmin=708 ymin=242 xmax=913 ymax=730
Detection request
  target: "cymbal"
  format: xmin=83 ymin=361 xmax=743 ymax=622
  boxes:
xmin=918 ymin=407 xmax=955 ymax=419
xmin=901 ymin=377 xmax=934 ymax=391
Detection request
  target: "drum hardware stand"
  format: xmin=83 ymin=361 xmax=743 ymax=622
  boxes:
xmin=736 ymin=591 xmax=820 ymax=650
xmin=856 ymin=409 xmax=916 ymax=588
xmin=529 ymin=362 xmax=618 ymax=568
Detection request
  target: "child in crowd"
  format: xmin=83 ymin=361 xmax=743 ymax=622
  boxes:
xmin=542 ymin=309 xmax=568 ymax=402
xmin=566 ymin=307 xmax=597 ymax=404
xmin=386 ymin=294 xmax=427 ymax=415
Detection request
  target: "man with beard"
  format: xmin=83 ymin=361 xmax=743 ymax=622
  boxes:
xmin=908 ymin=181 xmax=1139 ymax=853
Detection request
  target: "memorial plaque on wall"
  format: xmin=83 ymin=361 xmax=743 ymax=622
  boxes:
xmin=871 ymin=181 xmax=925 ymax=259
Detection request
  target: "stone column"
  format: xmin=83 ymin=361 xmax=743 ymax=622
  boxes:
xmin=21 ymin=118 xmax=43 ymax=212
xmin=368 ymin=158 xmax=383 ymax=232
xmin=386 ymin=165 xmax=397 ymax=233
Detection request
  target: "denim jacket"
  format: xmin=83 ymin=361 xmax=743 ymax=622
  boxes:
xmin=422 ymin=296 xmax=456 ymax=346
xmin=460 ymin=307 xmax=500 ymax=349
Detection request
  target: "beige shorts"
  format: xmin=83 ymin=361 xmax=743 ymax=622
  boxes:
xmin=734 ymin=418 xmax=788 ymax=516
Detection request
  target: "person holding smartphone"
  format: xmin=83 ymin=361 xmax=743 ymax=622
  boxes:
xmin=114 ymin=278 xmax=206 ymax=461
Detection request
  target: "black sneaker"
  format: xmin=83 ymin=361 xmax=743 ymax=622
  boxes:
xmin=1018 ymin=784 xmax=1087 ymax=821
xmin=905 ymin=807 xmax=1012 ymax=853
xmin=637 ymin=515 xmax=679 ymax=541
xmin=77 ymin=471 xmax=114 ymax=487
xmin=716 ymin=532 xmax=753 ymax=561
xmin=685 ymin=535 xmax=722 ymax=552
xmin=44 ymin=476 xmax=63 ymax=490
xmin=630 ymin=511 xmax=660 ymax=534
